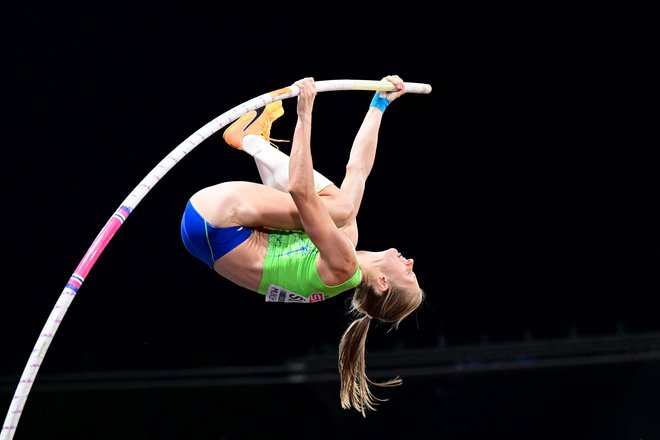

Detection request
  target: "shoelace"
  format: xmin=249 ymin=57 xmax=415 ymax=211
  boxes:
xmin=261 ymin=120 xmax=289 ymax=149
xmin=267 ymin=138 xmax=289 ymax=149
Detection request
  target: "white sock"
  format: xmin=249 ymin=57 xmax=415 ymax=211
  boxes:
xmin=242 ymin=135 xmax=333 ymax=193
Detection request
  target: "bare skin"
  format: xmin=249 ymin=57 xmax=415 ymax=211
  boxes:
xmin=190 ymin=75 xmax=419 ymax=294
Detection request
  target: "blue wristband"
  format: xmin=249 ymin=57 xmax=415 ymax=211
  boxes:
xmin=370 ymin=92 xmax=390 ymax=112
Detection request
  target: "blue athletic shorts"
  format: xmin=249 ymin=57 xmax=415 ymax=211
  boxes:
xmin=180 ymin=200 xmax=253 ymax=269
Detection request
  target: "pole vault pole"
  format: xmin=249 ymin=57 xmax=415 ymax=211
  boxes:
xmin=1 ymin=79 xmax=431 ymax=439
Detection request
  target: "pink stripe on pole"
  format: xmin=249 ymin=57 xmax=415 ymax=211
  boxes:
xmin=74 ymin=206 xmax=131 ymax=278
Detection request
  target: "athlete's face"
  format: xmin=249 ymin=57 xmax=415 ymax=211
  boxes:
xmin=381 ymin=248 xmax=419 ymax=290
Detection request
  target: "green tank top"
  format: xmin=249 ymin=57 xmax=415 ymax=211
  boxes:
xmin=257 ymin=230 xmax=362 ymax=303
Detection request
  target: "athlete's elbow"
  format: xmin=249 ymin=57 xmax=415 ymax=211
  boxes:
xmin=345 ymin=162 xmax=369 ymax=182
xmin=288 ymin=179 xmax=313 ymax=199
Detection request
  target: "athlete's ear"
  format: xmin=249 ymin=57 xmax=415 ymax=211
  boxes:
xmin=375 ymin=275 xmax=389 ymax=294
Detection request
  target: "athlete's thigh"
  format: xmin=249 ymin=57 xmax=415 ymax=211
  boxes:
xmin=191 ymin=181 xmax=352 ymax=230
xmin=188 ymin=181 xmax=297 ymax=229
xmin=236 ymin=182 xmax=302 ymax=229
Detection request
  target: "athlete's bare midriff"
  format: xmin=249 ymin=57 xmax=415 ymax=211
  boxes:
xmin=213 ymin=228 xmax=269 ymax=292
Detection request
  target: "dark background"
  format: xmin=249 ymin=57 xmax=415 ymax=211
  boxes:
xmin=2 ymin=4 xmax=659 ymax=439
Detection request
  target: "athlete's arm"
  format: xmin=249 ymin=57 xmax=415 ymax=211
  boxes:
xmin=339 ymin=75 xmax=406 ymax=215
xmin=288 ymin=78 xmax=357 ymax=283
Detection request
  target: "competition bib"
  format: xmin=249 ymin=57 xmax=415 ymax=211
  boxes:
xmin=265 ymin=284 xmax=325 ymax=303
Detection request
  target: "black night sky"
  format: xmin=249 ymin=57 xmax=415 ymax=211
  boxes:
xmin=2 ymin=4 xmax=659 ymax=439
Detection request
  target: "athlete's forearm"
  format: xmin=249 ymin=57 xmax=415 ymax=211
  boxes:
xmin=289 ymin=79 xmax=317 ymax=199
xmin=337 ymin=107 xmax=383 ymax=215
xmin=345 ymin=107 xmax=383 ymax=180
xmin=289 ymin=113 xmax=316 ymax=198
